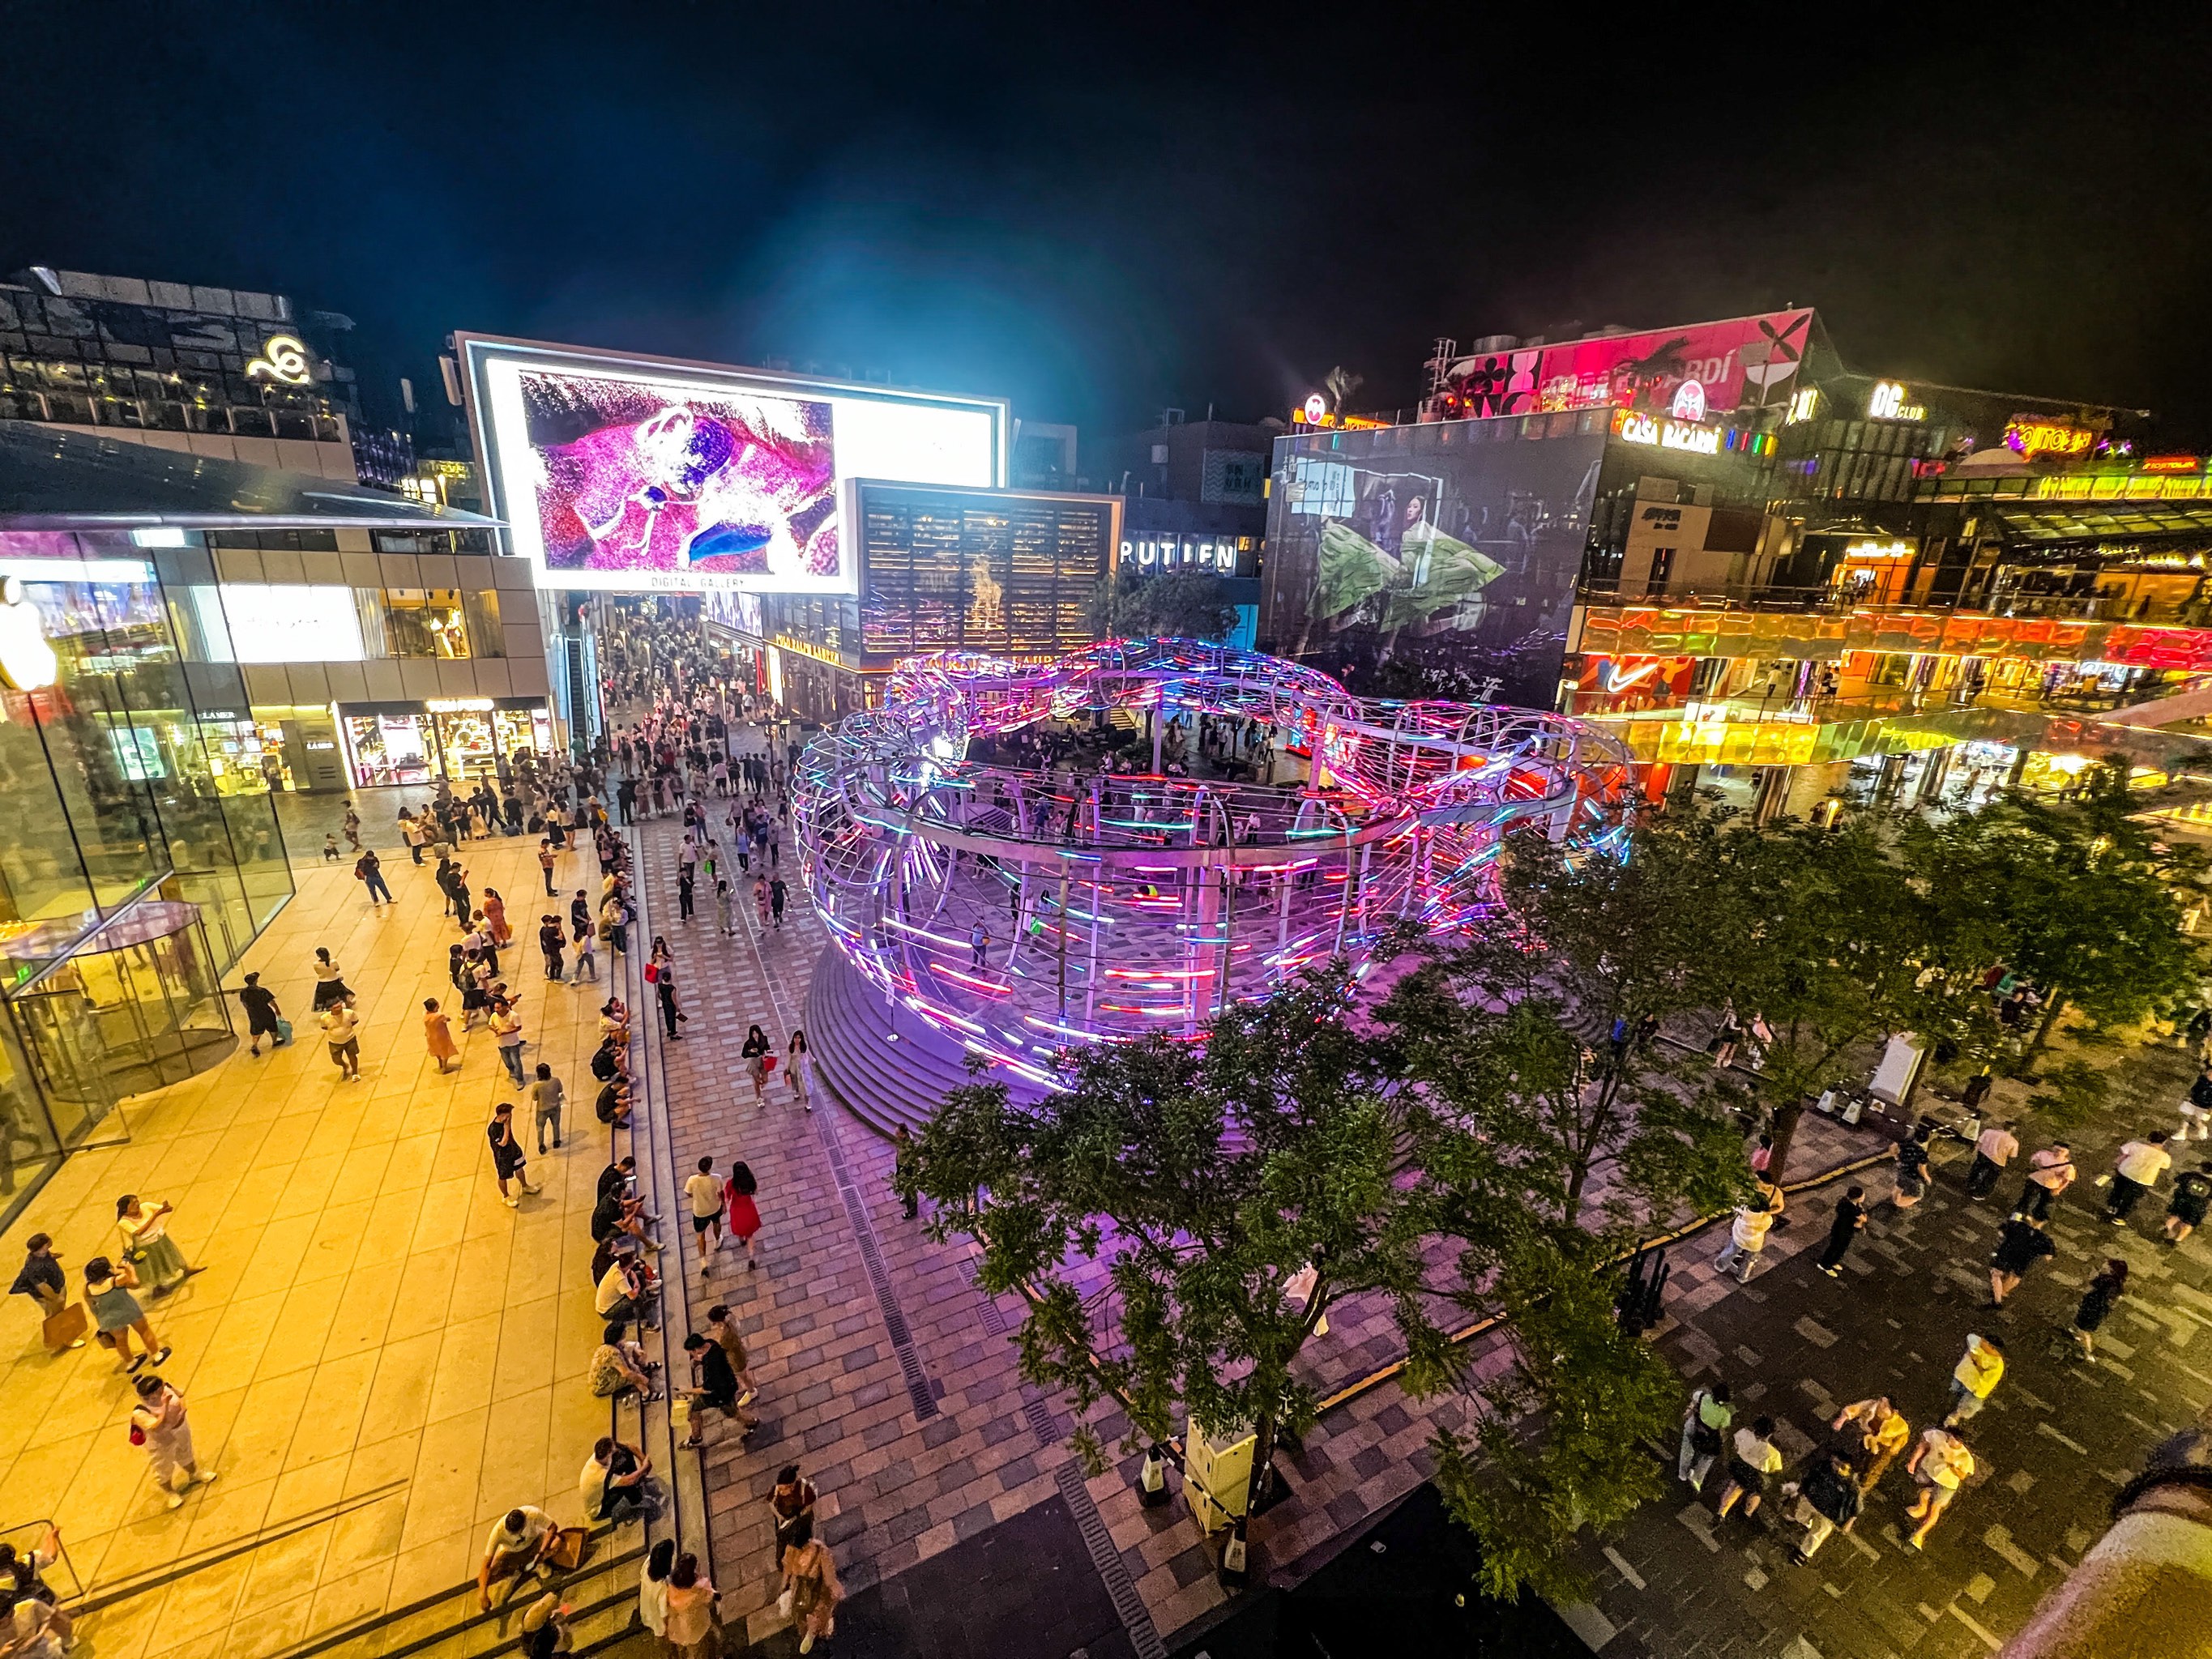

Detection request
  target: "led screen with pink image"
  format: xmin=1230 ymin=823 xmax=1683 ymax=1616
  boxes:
xmin=520 ymin=369 xmax=839 ymax=586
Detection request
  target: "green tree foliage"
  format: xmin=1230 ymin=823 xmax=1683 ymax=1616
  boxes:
xmin=1428 ymin=1236 xmax=1680 ymax=1604
xmin=1087 ymin=567 xmax=1240 ymax=642
xmin=904 ymin=964 xmax=1687 ymax=1599
xmin=1906 ymin=761 xmax=2203 ymax=1063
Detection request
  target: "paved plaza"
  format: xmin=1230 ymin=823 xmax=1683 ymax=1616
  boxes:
xmin=4 ymin=795 xmax=2207 ymax=1659
xmin=0 ymin=830 xmax=634 ymax=1659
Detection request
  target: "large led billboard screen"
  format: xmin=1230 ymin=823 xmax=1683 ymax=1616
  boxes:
xmin=854 ymin=482 xmax=1117 ymax=660
xmin=1262 ymin=420 xmax=1605 ymax=707
xmin=456 ymin=337 xmax=1006 ymax=594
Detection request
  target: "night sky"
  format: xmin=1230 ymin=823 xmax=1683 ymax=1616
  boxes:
xmin=9 ymin=4 xmax=2212 ymax=444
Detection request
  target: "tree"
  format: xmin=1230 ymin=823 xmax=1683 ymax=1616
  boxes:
xmin=1087 ymin=567 xmax=1239 ymax=642
xmin=906 ymin=964 xmax=1684 ymax=1599
xmin=908 ymin=970 xmax=1458 ymax=1520
xmin=1909 ymin=762 xmax=2203 ymax=1065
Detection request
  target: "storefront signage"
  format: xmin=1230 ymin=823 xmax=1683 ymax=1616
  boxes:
xmin=1786 ymin=386 xmax=1820 ymax=424
xmin=1292 ymin=404 xmax=1386 ymax=431
xmin=1867 ymin=382 xmax=1927 ymax=421
xmin=2142 ymin=455 xmax=2203 ymax=473
xmin=0 ymin=577 xmax=58 ymax=690
xmin=245 ymin=334 xmax=312 ymax=386
xmin=2005 ymin=419 xmax=2095 ymax=459
xmin=1842 ymin=539 xmax=1915 ymax=560
xmin=1612 ymin=408 xmax=1722 ymax=455
xmin=771 ymin=633 xmax=848 ymax=669
xmin=425 ymin=697 xmax=495 ymax=713
xmin=1670 ymin=379 xmax=1708 ymax=421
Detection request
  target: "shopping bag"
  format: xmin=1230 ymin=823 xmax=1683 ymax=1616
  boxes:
xmin=41 ymin=1300 xmax=88 ymax=1352
xmin=549 ymin=1526 xmax=589 ymax=1572
xmin=776 ymin=1588 xmax=796 ymax=1619
xmin=274 ymin=1017 xmax=293 ymax=1047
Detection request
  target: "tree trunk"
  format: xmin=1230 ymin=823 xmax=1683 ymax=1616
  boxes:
xmin=1244 ymin=1411 xmax=1279 ymax=1524
xmin=1766 ymin=1095 xmax=1806 ymax=1185
xmin=2021 ymin=990 xmax=2069 ymax=1066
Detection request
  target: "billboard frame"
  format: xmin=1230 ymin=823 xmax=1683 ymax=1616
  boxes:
xmin=452 ymin=333 xmax=1010 ymax=595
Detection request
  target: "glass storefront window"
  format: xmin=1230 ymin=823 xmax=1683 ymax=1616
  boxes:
xmin=462 ymin=588 xmax=506 ymax=658
xmin=344 ymin=714 xmax=438 ymax=787
xmin=384 ymin=588 xmax=472 ymax=658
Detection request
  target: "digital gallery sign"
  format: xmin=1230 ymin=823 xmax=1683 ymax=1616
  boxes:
xmin=853 ymin=481 xmax=1118 ymax=660
xmin=455 ymin=336 xmax=1006 ymax=594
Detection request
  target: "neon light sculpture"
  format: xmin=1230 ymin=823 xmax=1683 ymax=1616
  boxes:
xmin=793 ymin=638 xmax=1633 ymax=1091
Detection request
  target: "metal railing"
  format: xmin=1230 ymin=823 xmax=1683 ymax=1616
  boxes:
xmin=1579 ymin=582 xmax=2212 ymax=629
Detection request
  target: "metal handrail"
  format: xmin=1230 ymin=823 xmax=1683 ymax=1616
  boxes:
xmin=0 ymin=1519 xmax=83 ymax=1604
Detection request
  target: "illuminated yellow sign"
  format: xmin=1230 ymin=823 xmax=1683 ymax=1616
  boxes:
xmin=1842 ymin=539 xmax=1915 ymax=560
xmin=1786 ymin=386 xmax=1819 ymax=424
xmin=1612 ymin=408 xmax=1722 ymax=455
xmin=245 ymin=334 xmax=312 ymax=386
xmin=772 ymin=633 xmax=847 ymax=668
xmin=2005 ymin=420 xmax=2095 ymax=460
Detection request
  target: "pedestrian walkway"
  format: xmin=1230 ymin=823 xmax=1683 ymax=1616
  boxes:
xmin=1570 ymin=1038 xmax=2212 ymax=1659
xmin=0 ymin=831 xmax=628 ymax=1659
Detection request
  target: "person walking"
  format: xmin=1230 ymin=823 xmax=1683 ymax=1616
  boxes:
xmin=677 ymin=868 xmax=695 ymax=923
xmin=685 ymin=1157 xmax=724 ymax=1269
xmin=970 ymin=921 xmax=989 ymax=969
xmin=713 ymin=876 xmax=736 ymax=936
xmin=741 ymin=1025 xmax=771 ymax=1102
xmin=2167 ymin=1160 xmax=2212 ymax=1243
xmin=1677 ymin=1380 xmax=1732 ymax=1492
xmin=529 ymin=1064 xmax=565 ymax=1154
xmin=779 ymin=1516 xmax=842 ymax=1653
xmin=1832 ymin=1395 xmax=1911 ymax=1497
xmin=1816 ymin=1185 xmax=1867 ymax=1277
xmin=1903 ymin=1425 xmax=1975 ymax=1549
xmin=1988 ymin=1213 xmax=2056 ymax=1307
xmin=2016 ymin=1141 xmax=2076 ymax=1220
xmin=487 ymin=1103 xmax=540 ymax=1207
xmin=770 ymin=876 xmax=788 ymax=930
xmin=354 ymin=847 xmax=395 ymax=907
xmin=235 ymin=973 xmax=284 ymax=1057
xmin=483 ymin=887 xmax=513 ymax=949
xmin=661 ymin=1555 xmax=717 ymax=1659
xmin=11 ymin=1235 xmax=77 ymax=1348
xmin=656 ymin=970 xmax=684 ymax=1042
xmin=1942 ymin=1333 xmax=2005 ymax=1427
xmin=638 ymin=1540 xmax=674 ymax=1651
xmin=706 ymin=1304 xmax=759 ymax=1410
xmin=494 ymin=999 xmax=528 ymax=1089
xmin=724 ymin=1162 xmax=761 ymax=1271
xmin=676 ymin=1332 xmax=747 ymax=1448
xmin=115 ymin=1196 xmax=194 ymax=1294
xmin=784 ymin=1030 xmax=810 ymax=1108
xmin=2107 ymin=1131 xmax=2174 ymax=1225
xmin=1965 ymin=1120 xmax=2020 ymax=1200
xmin=130 ymin=1373 xmax=216 ymax=1508
xmin=2073 ymin=1259 xmax=2129 ymax=1359
xmin=752 ymin=876 xmax=771 ymax=929
xmin=1713 ymin=1415 xmax=1783 ymax=1520
xmin=310 ymin=948 xmax=352 ymax=1013
xmin=85 ymin=1256 xmax=165 ymax=1372
xmin=2179 ymin=1067 xmax=2212 ymax=1143
xmin=1713 ymin=1180 xmax=1783 ymax=1283
xmin=424 ymin=999 xmax=459 ymax=1074
xmin=538 ymin=838 xmax=559 ymax=897
xmin=1891 ymin=1122 xmax=1933 ymax=1209
xmin=319 ymin=1000 xmax=362 ymax=1081
xmin=771 ymin=1465 xmax=818 ymax=1558
xmin=534 ymin=913 xmax=564 ymax=983
xmin=1788 ymin=1447 xmax=1864 ymax=1565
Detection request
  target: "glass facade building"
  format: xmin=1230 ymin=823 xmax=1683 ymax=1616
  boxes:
xmin=0 ymin=420 xmax=502 ymax=1232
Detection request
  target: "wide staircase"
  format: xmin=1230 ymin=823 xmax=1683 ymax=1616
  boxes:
xmin=805 ymin=944 xmax=1048 ymax=1137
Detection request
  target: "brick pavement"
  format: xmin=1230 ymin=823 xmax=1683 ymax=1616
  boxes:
xmin=1567 ymin=1039 xmax=2212 ymax=1659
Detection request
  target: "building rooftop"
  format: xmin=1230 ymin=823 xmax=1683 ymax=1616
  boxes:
xmin=0 ymin=420 xmax=500 ymax=531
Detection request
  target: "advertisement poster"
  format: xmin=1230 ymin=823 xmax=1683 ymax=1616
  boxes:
xmin=461 ymin=339 xmax=1004 ymax=595
xmin=1436 ymin=309 xmax=1813 ymax=423
xmin=1266 ymin=429 xmax=1605 ymax=706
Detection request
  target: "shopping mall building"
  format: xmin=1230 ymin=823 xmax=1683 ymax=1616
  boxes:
xmin=0 ymin=421 xmax=501 ymax=1230
xmin=1262 ymin=307 xmax=2212 ymax=817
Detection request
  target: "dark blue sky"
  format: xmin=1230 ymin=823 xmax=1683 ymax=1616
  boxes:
xmin=11 ymin=3 xmax=2212 ymax=442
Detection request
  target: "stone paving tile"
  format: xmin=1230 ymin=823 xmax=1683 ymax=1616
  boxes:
xmin=0 ymin=830 xmax=642 ymax=1659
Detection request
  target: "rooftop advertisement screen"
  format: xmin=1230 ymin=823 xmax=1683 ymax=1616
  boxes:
xmin=457 ymin=337 xmax=1005 ymax=593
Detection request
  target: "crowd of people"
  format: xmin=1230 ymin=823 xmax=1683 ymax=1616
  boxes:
xmin=1684 ymin=1079 xmax=2212 ymax=1567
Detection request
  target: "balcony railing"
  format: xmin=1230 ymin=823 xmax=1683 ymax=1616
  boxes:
xmin=1578 ymin=582 xmax=2212 ymax=629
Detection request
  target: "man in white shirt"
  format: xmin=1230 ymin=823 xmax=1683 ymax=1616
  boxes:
xmin=2107 ymin=1132 xmax=2174 ymax=1225
xmin=685 ymin=1155 xmax=724 ymax=1269
xmin=1905 ymin=1427 xmax=1975 ymax=1549
xmin=1966 ymin=1120 xmax=2020 ymax=1200
xmin=318 ymin=1002 xmax=361 ymax=1081
xmin=476 ymin=1505 xmax=557 ymax=1609
xmin=594 ymin=1256 xmax=655 ymax=1328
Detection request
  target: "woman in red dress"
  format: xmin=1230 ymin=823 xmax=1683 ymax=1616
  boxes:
xmin=724 ymin=1162 xmax=762 ymax=1270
